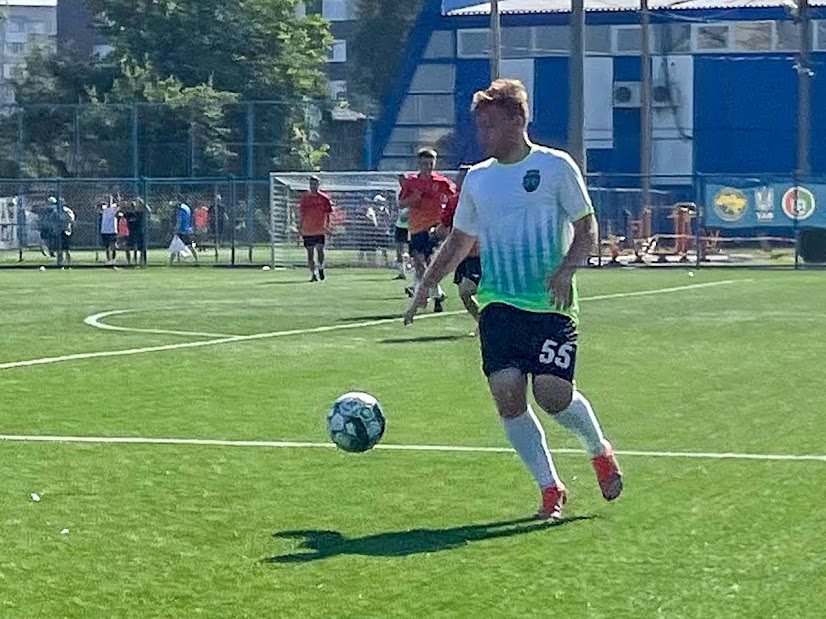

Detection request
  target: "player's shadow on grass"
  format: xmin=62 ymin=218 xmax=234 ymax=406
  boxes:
xmin=379 ymin=334 xmax=467 ymax=344
xmin=264 ymin=515 xmax=592 ymax=564
xmin=338 ymin=313 xmax=404 ymax=322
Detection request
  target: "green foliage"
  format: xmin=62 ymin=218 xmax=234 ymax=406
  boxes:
xmin=6 ymin=0 xmax=334 ymax=177
xmin=349 ymin=0 xmax=426 ymax=109
xmin=84 ymin=0 xmax=332 ymax=101
xmin=107 ymin=60 xmax=239 ymax=176
xmin=276 ymin=119 xmax=330 ymax=171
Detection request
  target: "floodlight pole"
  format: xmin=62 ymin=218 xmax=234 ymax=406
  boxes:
xmin=490 ymin=0 xmax=501 ymax=80
xmin=641 ymin=0 xmax=653 ymax=214
xmin=568 ymin=0 xmax=586 ymax=170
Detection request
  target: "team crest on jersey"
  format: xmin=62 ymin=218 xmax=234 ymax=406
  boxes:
xmin=523 ymin=169 xmax=541 ymax=193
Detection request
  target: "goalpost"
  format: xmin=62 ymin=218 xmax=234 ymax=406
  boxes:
xmin=269 ymin=171 xmax=454 ymax=269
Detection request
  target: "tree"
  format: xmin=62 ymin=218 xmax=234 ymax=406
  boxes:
xmin=349 ymin=0 xmax=426 ymax=112
xmin=6 ymin=0 xmax=334 ymax=177
xmin=84 ymin=0 xmax=332 ymax=101
xmin=6 ymin=46 xmax=119 ymax=176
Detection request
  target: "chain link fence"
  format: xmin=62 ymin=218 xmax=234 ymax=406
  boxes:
xmin=0 ymin=178 xmax=271 ymax=267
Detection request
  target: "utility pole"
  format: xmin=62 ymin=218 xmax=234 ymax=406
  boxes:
xmin=641 ymin=0 xmax=652 ymax=212
xmin=568 ymin=0 xmax=586 ymax=170
xmin=797 ymin=0 xmax=811 ymax=178
xmin=490 ymin=0 xmax=501 ymax=80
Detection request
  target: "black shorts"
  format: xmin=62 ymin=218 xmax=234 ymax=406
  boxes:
xmin=128 ymin=231 xmax=144 ymax=249
xmin=101 ymin=233 xmax=117 ymax=247
xmin=303 ymin=234 xmax=325 ymax=248
xmin=58 ymin=232 xmax=71 ymax=250
xmin=454 ymin=256 xmax=482 ymax=286
xmin=178 ymin=233 xmax=194 ymax=246
xmin=479 ymin=303 xmax=578 ymax=381
xmin=409 ymin=230 xmax=437 ymax=257
xmin=394 ymin=226 xmax=409 ymax=244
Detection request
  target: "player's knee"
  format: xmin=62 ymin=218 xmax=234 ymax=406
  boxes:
xmin=458 ymin=279 xmax=477 ymax=300
xmin=532 ymin=376 xmax=573 ymax=415
xmin=498 ymin=406 xmax=524 ymax=420
xmin=488 ymin=369 xmax=528 ymax=419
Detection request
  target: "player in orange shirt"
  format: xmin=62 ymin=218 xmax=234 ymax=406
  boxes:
xmin=398 ymin=148 xmax=455 ymax=312
xmin=298 ymin=175 xmax=333 ymax=281
xmin=435 ymin=164 xmax=480 ymax=332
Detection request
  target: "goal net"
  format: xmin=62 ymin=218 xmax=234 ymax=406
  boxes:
xmin=270 ymin=171 xmax=451 ymax=269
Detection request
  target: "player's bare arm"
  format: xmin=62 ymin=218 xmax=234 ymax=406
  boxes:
xmin=548 ymin=213 xmax=597 ymax=309
xmin=403 ymin=228 xmax=477 ymax=324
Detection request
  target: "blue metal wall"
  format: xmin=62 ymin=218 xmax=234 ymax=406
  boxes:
xmin=694 ymin=55 xmax=798 ymax=174
xmin=377 ymin=3 xmax=826 ymax=179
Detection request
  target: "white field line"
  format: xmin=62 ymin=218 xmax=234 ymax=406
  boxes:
xmin=0 ymin=434 xmax=823 ymax=462
xmin=0 ymin=279 xmax=745 ymax=371
xmin=84 ymin=310 xmax=236 ymax=338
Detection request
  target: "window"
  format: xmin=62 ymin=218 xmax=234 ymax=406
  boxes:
xmin=534 ymin=26 xmax=568 ymax=54
xmin=776 ymin=20 xmax=801 ymax=51
xmin=327 ymin=40 xmax=347 ymax=63
xmin=5 ymin=43 xmax=25 ymax=55
xmin=328 ymin=80 xmax=347 ymax=99
xmin=502 ymin=27 xmax=532 ymax=58
xmin=397 ymin=95 xmax=454 ymax=125
xmin=3 ymin=64 xmax=14 ymax=79
xmin=322 ymin=0 xmax=355 ymax=21
xmin=7 ymin=20 xmax=24 ymax=33
xmin=28 ymin=21 xmax=47 ymax=35
xmin=586 ymin=26 xmax=611 ymax=54
xmin=423 ymin=31 xmax=454 ymax=59
xmin=409 ymin=65 xmax=455 ymax=93
xmin=658 ymin=24 xmax=691 ymax=53
xmin=695 ymin=25 xmax=729 ymax=51
xmin=814 ymin=21 xmax=826 ymax=51
xmin=457 ymin=29 xmax=490 ymax=58
xmin=733 ymin=21 xmax=772 ymax=51
xmin=614 ymin=26 xmax=642 ymax=54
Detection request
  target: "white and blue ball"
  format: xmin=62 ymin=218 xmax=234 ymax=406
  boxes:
xmin=327 ymin=392 xmax=386 ymax=453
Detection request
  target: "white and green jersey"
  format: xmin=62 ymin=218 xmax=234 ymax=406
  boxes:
xmin=453 ymin=144 xmax=593 ymax=322
xmin=395 ymin=207 xmax=409 ymax=229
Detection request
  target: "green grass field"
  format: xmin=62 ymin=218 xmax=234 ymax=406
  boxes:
xmin=1 ymin=266 xmax=824 ymax=618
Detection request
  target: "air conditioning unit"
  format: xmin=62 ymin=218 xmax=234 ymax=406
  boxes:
xmin=652 ymin=81 xmax=680 ymax=108
xmin=613 ymin=82 xmax=641 ymax=108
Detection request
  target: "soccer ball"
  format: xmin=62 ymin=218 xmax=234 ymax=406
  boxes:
xmin=327 ymin=392 xmax=386 ymax=453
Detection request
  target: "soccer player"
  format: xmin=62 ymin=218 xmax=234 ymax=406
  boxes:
xmin=436 ymin=164 xmax=480 ymax=334
xmin=404 ymin=79 xmax=622 ymax=520
xmin=399 ymin=148 xmax=455 ymax=312
xmin=298 ymin=175 xmax=333 ymax=281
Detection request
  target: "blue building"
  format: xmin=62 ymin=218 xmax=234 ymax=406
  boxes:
xmin=372 ymin=0 xmax=826 ymax=189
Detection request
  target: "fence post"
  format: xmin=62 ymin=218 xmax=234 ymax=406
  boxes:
xmin=694 ymin=173 xmax=702 ymax=269
xmin=131 ymin=104 xmax=139 ymax=179
xmin=230 ymin=176 xmax=237 ymax=267
xmin=246 ymin=102 xmax=255 ymax=263
xmin=16 ymin=107 xmax=24 ymax=178
xmin=141 ymin=177 xmax=148 ymax=268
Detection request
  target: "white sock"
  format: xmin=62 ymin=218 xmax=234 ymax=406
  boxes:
xmin=551 ymin=391 xmax=608 ymax=457
xmin=319 ymin=263 xmax=325 ymax=271
xmin=502 ymin=407 xmax=562 ymax=490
